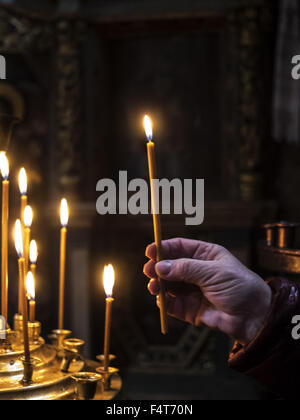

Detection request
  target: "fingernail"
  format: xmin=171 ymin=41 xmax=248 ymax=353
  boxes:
xmin=156 ymin=261 xmax=171 ymax=276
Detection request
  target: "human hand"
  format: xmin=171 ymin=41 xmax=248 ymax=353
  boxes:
xmin=144 ymin=238 xmax=272 ymax=345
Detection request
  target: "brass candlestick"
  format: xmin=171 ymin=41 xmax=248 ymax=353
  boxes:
xmin=28 ymin=321 xmax=41 ymax=344
xmin=96 ymin=366 xmax=119 ymax=391
xmin=61 ymin=338 xmax=84 ymax=373
xmin=71 ymin=372 xmax=103 ymax=400
xmin=19 ymin=357 xmax=38 ymax=386
xmin=52 ymin=329 xmax=71 ymax=350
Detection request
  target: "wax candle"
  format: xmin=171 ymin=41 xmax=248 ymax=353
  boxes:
xmin=29 ymin=240 xmax=38 ymax=279
xmin=103 ymin=264 xmax=115 ymax=372
xmin=144 ymin=115 xmax=168 ymax=335
xmin=14 ymin=219 xmax=30 ymax=363
xmin=18 ymin=168 xmax=27 ymax=228
xmin=26 ymin=271 xmax=35 ymax=323
xmin=58 ymin=198 xmax=69 ymax=330
xmin=0 ymin=152 xmax=9 ymax=322
xmin=24 ymin=205 xmax=33 ymax=274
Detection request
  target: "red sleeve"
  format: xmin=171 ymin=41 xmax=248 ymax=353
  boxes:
xmin=228 ymin=277 xmax=300 ymax=399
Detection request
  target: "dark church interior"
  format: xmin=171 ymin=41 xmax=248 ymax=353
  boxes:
xmin=0 ymin=0 xmax=299 ymax=401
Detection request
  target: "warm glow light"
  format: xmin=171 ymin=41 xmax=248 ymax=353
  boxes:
xmin=30 ymin=240 xmax=38 ymax=264
xmin=60 ymin=198 xmax=69 ymax=227
xmin=103 ymin=264 xmax=115 ymax=297
xmin=144 ymin=115 xmax=153 ymax=141
xmin=0 ymin=152 xmax=9 ymax=179
xmin=18 ymin=168 xmax=27 ymax=195
xmin=14 ymin=219 xmax=23 ymax=257
xmin=24 ymin=205 xmax=33 ymax=228
xmin=26 ymin=271 xmax=35 ymax=301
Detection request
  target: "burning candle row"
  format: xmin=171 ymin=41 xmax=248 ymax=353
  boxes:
xmin=0 ymin=113 xmax=165 ymax=377
xmin=0 ymin=152 xmax=116 ymax=370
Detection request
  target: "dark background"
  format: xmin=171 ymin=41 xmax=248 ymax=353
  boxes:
xmin=0 ymin=0 xmax=296 ymax=400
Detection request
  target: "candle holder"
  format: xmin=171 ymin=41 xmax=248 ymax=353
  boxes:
xmin=19 ymin=356 xmax=39 ymax=386
xmin=60 ymin=348 xmax=78 ymax=373
xmin=60 ymin=338 xmax=85 ymax=373
xmin=51 ymin=329 xmax=71 ymax=350
xmin=13 ymin=313 xmax=24 ymax=343
xmin=28 ymin=321 xmax=41 ymax=344
xmin=13 ymin=313 xmax=23 ymax=332
xmin=263 ymin=223 xmax=276 ymax=247
xmin=96 ymin=354 xmax=116 ymax=366
xmin=64 ymin=338 xmax=85 ymax=355
xmin=96 ymin=366 xmax=119 ymax=391
xmin=276 ymin=222 xmax=298 ymax=249
xmin=71 ymin=372 xmax=103 ymax=400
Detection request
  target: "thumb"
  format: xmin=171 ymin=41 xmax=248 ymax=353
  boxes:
xmin=155 ymin=258 xmax=214 ymax=286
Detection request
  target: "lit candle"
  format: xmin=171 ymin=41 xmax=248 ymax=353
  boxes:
xmin=14 ymin=219 xmax=30 ymax=363
xmin=23 ymin=205 xmax=33 ymax=274
xmin=29 ymin=240 xmax=38 ymax=279
xmin=0 ymin=152 xmax=9 ymax=322
xmin=26 ymin=271 xmax=35 ymax=323
xmin=144 ymin=115 xmax=168 ymax=335
xmin=58 ymin=198 xmax=69 ymax=330
xmin=103 ymin=264 xmax=115 ymax=372
xmin=18 ymin=168 xmax=27 ymax=228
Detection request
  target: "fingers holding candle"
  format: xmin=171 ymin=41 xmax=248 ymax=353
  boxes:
xmin=148 ymin=278 xmax=160 ymax=296
xmin=156 ymin=292 xmax=203 ymax=326
xmin=145 ymin=238 xmax=214 ymax=261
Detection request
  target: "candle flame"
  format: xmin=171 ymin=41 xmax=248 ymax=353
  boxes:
xmin=26 ymin=271 xmax=35 ymax=301
xmin=0 ymin=152 xmax=9 ymax=179
xmin=60 ymin=198 xmax=69 ymax=227
xmin=24 ymin=205 xmax=33 ymax=228
xmin=30 ymin=240 xmax=38 ymax=264
xmin=14 ymin=219 xmax=23 ymax=257
xmin=103 ymin=264 xmax=115 ymax=297
xmin=144 ymin=115 xmax=153 ymax=141
xmin=18 ymin=168 xmax=27 ymax=195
